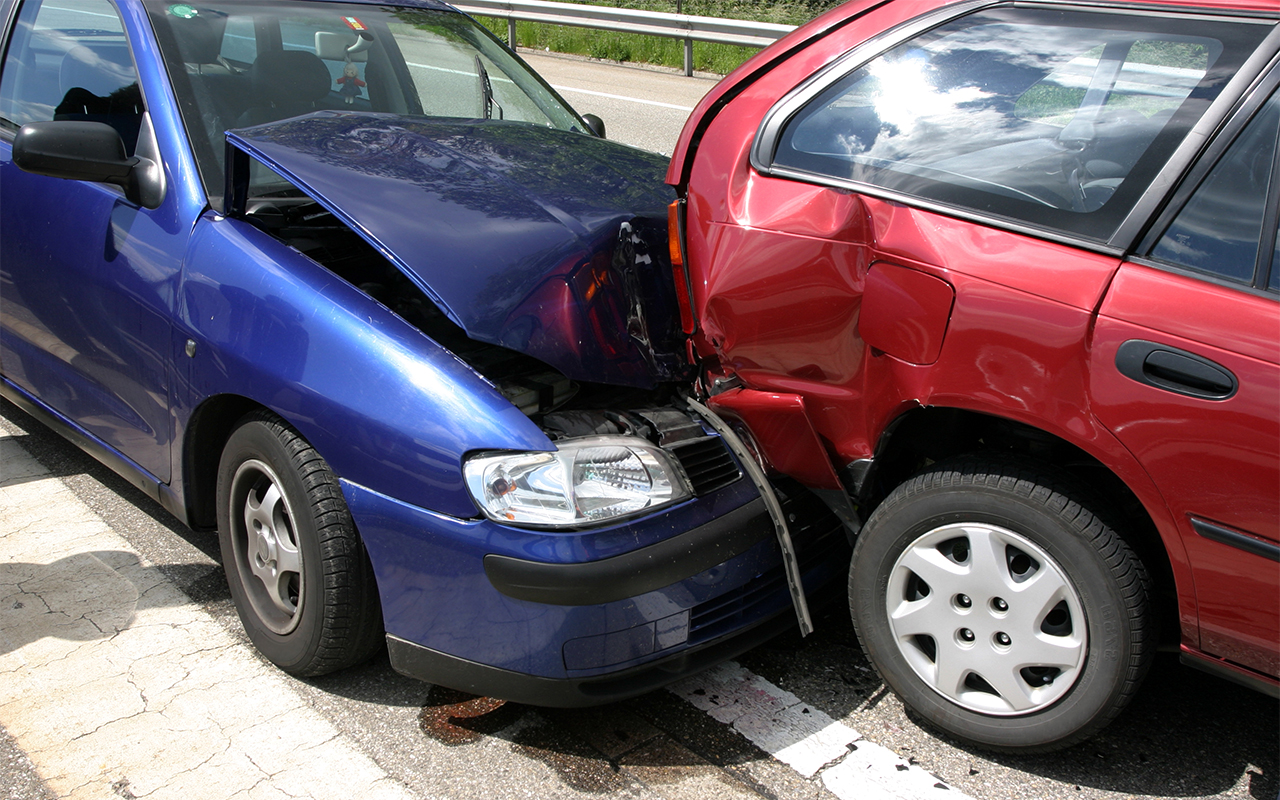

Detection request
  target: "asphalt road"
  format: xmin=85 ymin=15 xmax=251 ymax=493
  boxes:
xmin=2 ymin=50 xmax=1277 ymax=800
xmin=519 ymin=50 xmax=716 ymax=155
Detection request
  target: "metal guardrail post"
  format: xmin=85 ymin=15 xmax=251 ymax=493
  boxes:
xmin=508 ymin=17 xmax=517 ymax=48
xmin=683 ymin=37 xmax=692 ymax=76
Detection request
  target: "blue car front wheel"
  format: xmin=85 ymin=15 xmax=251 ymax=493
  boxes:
xmin=217 ymin=410 xmax=384 ymax=676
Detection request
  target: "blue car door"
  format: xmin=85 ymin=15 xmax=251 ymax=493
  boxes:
xmin=0 ymin=0 xmax=181 ymax=482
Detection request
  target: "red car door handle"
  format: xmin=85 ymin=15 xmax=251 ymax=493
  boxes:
xmin=1115 ymin=339 xmax=1238 ymax=400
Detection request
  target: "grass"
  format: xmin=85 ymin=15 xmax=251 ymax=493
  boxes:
xmin=476 ymin=0 xmax=843 ymax=75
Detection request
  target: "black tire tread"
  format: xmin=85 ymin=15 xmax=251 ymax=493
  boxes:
xmin=233 ymin=410 xmax=384 ymax=676
xmin=851 ymin=454 xmax=1154 ymax=752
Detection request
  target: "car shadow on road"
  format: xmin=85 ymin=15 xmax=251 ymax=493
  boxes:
xmin=744 ymin=610 xmax=1279 ymax=800
xmin=0 ymin=551 xmax=215 ymax=657
xmin=988 ymin=652 xmax=1278 ymax=800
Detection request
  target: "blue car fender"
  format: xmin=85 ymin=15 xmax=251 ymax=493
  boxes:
xmin=176 ymin=210 xmax=552 ymax=519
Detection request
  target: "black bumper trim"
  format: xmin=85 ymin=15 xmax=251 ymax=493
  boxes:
xmin=386 ymin=604 xmax=794 ymax=707
xmin=1180 ymin=651 xmax=1280 ymax=698
xmin=1191 ymin=517 xmax=1280 ymax=563
xmin=483 ymin=497 xmax=771 ymax=606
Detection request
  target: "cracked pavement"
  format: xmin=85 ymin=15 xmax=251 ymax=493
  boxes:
xmin=1 ymin=386 xmax=1277 ymax=800
xmin=0 ymin=429 xmax=415 ymax=800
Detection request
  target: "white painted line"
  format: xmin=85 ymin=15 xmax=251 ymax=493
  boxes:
xmin=670 ymin=661 xmax=974 ymax=799
xmin=824 ymin=739 xmax=964 ymax=800
xmin=549 ymin=84 xmax=694 ymax=111
xmin=407 ymin=60 xmax=516 ymax=85
xmin=44 ymin=5 xmax=118 ymax=19
xmin=406 ymin=61 xmax=692 ymax=111
xmin=670 ymin=661 xmax=855 ymax=777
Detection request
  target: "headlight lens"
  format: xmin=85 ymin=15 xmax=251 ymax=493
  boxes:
xmin=464 ymin=436 xmax=691 ymax=528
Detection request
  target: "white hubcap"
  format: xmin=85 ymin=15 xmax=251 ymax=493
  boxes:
xmin=886 ymin=523 xmax=1086 ymax=715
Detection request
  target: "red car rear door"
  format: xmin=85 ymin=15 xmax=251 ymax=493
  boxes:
xmin=1089 ymin=86 xmax=1280 ymax=678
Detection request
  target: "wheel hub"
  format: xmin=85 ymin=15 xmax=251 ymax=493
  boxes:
xmin=252 ymin=517 xmax=279 ymax=572
xmin=230 ymin=459 xmax=303 ymax=635
xmin=886 ymin=522 xmax=1087 ymax=716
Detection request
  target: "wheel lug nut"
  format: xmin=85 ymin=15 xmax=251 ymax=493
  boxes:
xmin=996 ymin=632 xmax=1011 ymax=646
xmin=959 ymin=628 xmax=975 ymax=642
xmin=993 ymin=598 xmax=1008 ymax=612
xmin=956 ymin=594 xmax=972 ymax=608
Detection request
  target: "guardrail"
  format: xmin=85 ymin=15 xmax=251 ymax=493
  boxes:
xmin=452 ymin=0 xmax=797 ymax=76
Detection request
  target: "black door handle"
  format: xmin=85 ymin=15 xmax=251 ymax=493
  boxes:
xmin=1115 ymin=340 xmax=1237 ymax=400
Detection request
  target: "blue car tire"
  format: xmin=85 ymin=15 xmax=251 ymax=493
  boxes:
xmin=217 ymin=410 xmax=384 ymax=676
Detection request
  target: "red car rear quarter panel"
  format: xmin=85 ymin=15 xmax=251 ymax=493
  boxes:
xmin=687 ymin=84 xmax=1131 ymax=463
xmin=678 ymin=0 xmax=1213 ymax=653
xmin=865 ymin=200 xmax=1120 ymax=311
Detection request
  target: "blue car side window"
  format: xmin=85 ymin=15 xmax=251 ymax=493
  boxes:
xmin=0 ymin=0 xmax=144 ymax=152
xmin=1151 ymin=90 xmax=1279 ymax=286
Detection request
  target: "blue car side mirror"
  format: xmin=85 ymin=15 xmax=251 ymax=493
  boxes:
xmin=14 ymin=120 xmax=164 ymax=209
xmin=581 ymin=113 xmax=605 ymax=139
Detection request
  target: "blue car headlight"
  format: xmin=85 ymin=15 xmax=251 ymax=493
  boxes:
xmin=463 ymin=436 xmax=692 ymax=528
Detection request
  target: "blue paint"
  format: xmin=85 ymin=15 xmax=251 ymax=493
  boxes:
xmin=0 ymin=0 xmax=831 ymax=700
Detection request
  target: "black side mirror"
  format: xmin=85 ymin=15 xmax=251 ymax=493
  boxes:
xmin=581 ymin=113 xmax=606 ymax=139
xmin=13 ymin=121 xmax=163 ymax=209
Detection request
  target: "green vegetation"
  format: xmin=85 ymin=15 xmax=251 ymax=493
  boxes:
xmin=1015 ymin=40 xmax=1212 ymax=125
xmin=476 ymin=0 xmax=842 ymax=75
xmin=1129 ymin=40 xmax=1209 ymax=70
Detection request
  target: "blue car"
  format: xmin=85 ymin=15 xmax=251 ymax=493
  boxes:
xmin=0 ymin=0 xmax=845 ymax=702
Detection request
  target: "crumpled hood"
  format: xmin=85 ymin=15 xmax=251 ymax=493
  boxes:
xmin=226 ymin=111 xmax=683 ymax=388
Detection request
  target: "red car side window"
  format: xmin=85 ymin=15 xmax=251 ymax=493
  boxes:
xmin=765 ymin=7 xmax=1272 ymax=243
xmin=1151 ymin=89 xmax=1280 ymax=287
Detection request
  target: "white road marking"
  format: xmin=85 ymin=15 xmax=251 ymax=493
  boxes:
xmin=407 ymin=60 xmax=515 ymax=85
xmin=44 ymin=5 xmax=118 ymax=19
xmin=547 ymin=84 xmax=694 ymax=111
xmin=670 ymin=661 xmax=973 ymax=800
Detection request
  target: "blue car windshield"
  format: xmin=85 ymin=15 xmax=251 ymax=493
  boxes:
xmin=144 ymin=0 xmax=587 ymax=201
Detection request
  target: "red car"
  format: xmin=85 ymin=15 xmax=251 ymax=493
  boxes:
xmin=667 ymin=0 xmax=1279 ymax=750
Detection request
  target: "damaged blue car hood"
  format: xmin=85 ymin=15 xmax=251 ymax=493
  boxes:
xmin=226 ymin=111 xmax=682 ymax=388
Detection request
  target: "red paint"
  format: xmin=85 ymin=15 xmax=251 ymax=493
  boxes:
xmin=670 ymin=0 xmax=1280 ymax=685
xmin=859 ymin=262 xmax=954 ymax=365
xmin=707 ymin=388 xmax=844 ymax=490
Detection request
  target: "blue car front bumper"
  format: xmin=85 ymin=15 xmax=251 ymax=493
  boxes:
xmin=342 ymin=474 xmax=847 ymax=706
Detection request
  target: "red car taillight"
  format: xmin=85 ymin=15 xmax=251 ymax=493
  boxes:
xmin=668 ymin=198 xmax=697 ymax=335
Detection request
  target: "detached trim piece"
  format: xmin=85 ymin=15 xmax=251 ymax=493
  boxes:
xmin=686 ymin=396 xmax=815 ymax=636
xmin=1191 ymin=517 xmax=1280 ymax=562
xmin=484 ymin=497 xmax=772 ymax=605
